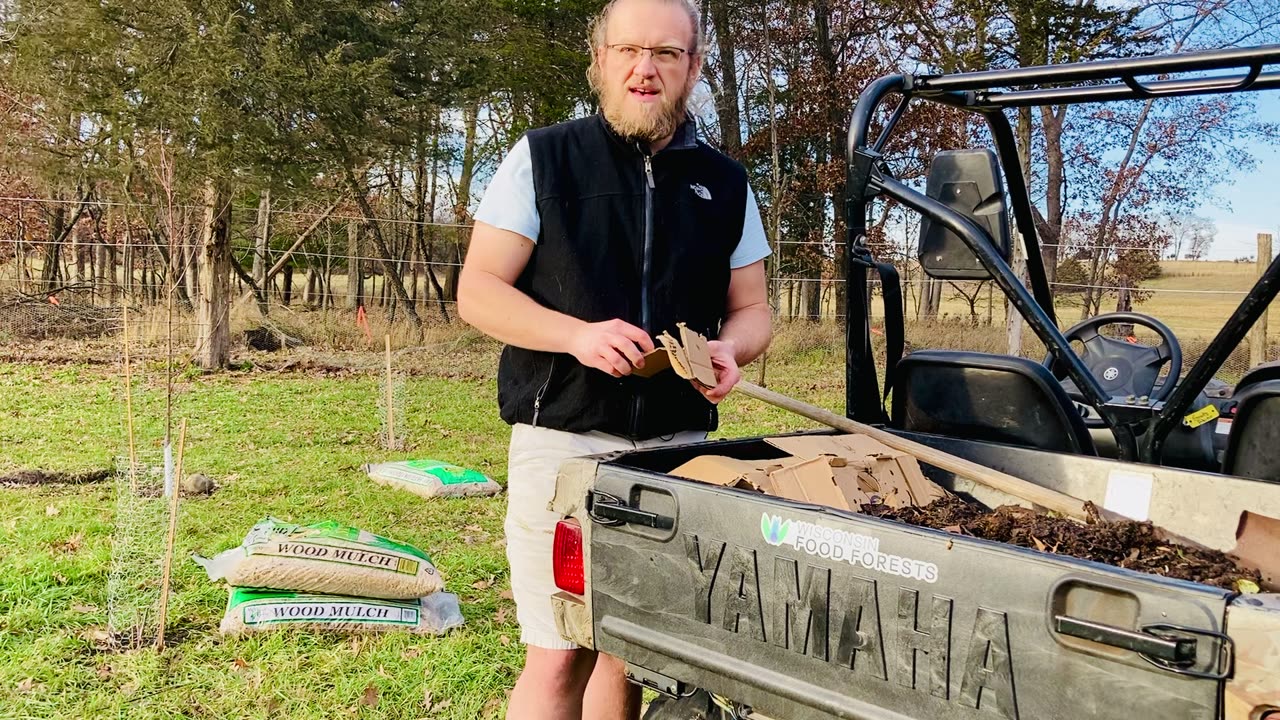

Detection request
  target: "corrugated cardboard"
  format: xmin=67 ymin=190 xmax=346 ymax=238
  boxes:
xmin=668 ymin=455 xmax=782 ymax=492
xmin=1229 ymin=510 xmax=1280 ymax=591
xmin=630 ymin=348 xmax=672 ymax=378
xmin=669 ymin=432 xmax=950 ymax=513
xmin=630 ymin=323 xmax=717 ymax=388
xmin=766 ymin=456 xmax=851 ymax=509
xmin=767 ymin=433 xmax=948 ymax=508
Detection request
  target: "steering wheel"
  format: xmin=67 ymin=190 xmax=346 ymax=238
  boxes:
xmin=1043 ymin=311 xmax=1183 ymax=404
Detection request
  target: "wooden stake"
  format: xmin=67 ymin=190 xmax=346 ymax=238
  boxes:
xmin=122 ymin=301 xmax=138 ymax=494
xmin=385 ymin=334 xmax=395 ymax=449
xmin=155 ymin=418 xmax=187 ymax=651
xmin=1251 ymin=233 xmax=1273 ymax=368
xmin=736 ymin=380 xmax=1095 ymax=521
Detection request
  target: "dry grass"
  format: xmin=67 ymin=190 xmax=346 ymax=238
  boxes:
xmin=2 ymin=259 xmax=1274 ymax=382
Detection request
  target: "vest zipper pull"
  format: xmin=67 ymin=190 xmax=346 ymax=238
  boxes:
xmin=532 ymin=357 xmax=556 ymax=427
xmin=643 ymin=155 xmax=654 ymax=189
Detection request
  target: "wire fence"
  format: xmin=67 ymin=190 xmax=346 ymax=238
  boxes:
xmin=1 ymin=196 xmax=1274 ymax=384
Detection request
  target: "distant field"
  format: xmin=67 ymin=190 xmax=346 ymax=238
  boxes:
xmin=921 ymin=259 xmax=1263 ymax=339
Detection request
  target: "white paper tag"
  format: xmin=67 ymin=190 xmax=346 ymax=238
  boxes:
xmin=1103 ymin=470 xmax=1154 ymax=521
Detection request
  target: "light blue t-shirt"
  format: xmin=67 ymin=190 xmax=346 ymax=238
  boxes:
xmin=475 ymin=136 xmax=771 ymax=270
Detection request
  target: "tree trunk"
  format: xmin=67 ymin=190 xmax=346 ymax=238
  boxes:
xmin=281 ymin=264 xmax=293 ymax=306
xmin=814 ymin=0 xmax=848 ymax=318
xmin=422 ymin=110 xmax=451 ymax=321
xmin=1006 ymin=249 xmax=1028 ymax=356
xmin=921 ymin=278 xmax=942 ymax=319
xmin=91 ymin=211 xmax=107 ymax=302
xmin=97 ymin=242 xmax=112 ymax=303
xmin=122 ymin=233 xmax=133 ymax=301
xmin=41 ymin=202 xmax=66 ymax=292
xmin=1007 ymin=107 xmax=1033 ymax=352
xmin=804 ymin=278 xmax=821 ymax=321
xmin=707 ymin=0 xmax=741 ymax=158
xmin=346 ymin=221 xmax=363 ymax=309
xmin=305 ymin=268 xmax=319 ymax=306
xmin=252 ymin=189 xmax=271 ymax=314
xmin=446 ymin=102 xmax=480 ymax=303
xmin=184 ymin=231 xmax=199 ymax=308
xmin=1039 ymin=106 xmax=1067 ymax=281
xmin=195 ymin=180 xmax=232 ymax=369
xmin=73 ymin=228 xmax=87 ymax=285
xmin=341 ymin=166 xmax=423 ymax=333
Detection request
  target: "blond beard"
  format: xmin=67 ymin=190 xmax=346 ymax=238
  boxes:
xmin=600 ymin=80 xmax=692 ymax=143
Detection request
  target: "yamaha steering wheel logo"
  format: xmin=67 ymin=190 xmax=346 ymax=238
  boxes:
xmin=1103 ymin=366 xmax=1120 ymax=381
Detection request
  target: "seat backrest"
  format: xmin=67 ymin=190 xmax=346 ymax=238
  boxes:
xmin=1223 ymin=378 xmax=1280 ymax=482
xmin=1236 ymin=360 xmax=1280 ymax=390
xmin=891 ymin=350 xmax=1096 ymax=455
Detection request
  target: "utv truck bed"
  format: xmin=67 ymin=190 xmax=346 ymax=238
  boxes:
xmin=549 ymin=431 xmax=1280 ymax=720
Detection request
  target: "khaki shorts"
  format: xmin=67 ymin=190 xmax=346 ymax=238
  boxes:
xmin=504 ymin=422 xmax=706 ymax=650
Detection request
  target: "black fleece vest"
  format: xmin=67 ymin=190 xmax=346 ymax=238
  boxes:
xmin=496 ymin=114 xmax=748 ymax=439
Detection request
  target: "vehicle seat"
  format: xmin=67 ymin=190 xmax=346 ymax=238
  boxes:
xmin=891 ymin=350 xmax=1097 ymax=455
xmin=1222 ymin=365 xmax=1280 ymax=482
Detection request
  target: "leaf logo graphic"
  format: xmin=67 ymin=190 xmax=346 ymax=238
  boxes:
xmin=761 ymin=513 xmax=789 ymax=546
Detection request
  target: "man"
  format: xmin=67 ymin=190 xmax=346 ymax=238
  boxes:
xmin=457 ymin=0 xmax=771 ymax=717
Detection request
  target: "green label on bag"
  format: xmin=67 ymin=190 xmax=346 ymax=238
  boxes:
xmin=246 ymin=541 xmax=421 ymax=575
xmin=229 ymin=589 xmax=421 ymax=626
xmin=247 ymin=518 xmax=432 ymax=563
xmin=404 ymin=459 xmax=489 ymax=485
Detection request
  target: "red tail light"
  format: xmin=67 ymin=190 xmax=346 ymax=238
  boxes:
xmin=553 ymin=519 xmax=585 ymax=596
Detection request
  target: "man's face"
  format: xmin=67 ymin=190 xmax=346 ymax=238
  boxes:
xmin=596 ymin=0 xmax=701 ymax=145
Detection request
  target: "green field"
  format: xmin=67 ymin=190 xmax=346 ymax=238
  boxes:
xmin=0 ymin=334 xmax=839 ymax=720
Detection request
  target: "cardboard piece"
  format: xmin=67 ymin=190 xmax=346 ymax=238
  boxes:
xmin=1229 ymin=510 xmax=1280 ymax=592
xmin=670 ymin=433 xmax=951 ymax=514
xmin=767 ymin=457 xmax=852 ymax=509
xmin=631 ymin=323 xmax=717 ymax=388
xmin=765 ymin=433 xmax=949 ymax=509
xmin=667 ymin=455 xmax=778 ymax=491
xmin=629 ymin=347 xmax=672 ymax=378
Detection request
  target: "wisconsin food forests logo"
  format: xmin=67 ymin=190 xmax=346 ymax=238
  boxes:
xmin=759 ymin=512 xmax=939 ymax=583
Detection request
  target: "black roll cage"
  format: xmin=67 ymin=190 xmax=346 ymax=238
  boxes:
xmin=844 ymin=43 xmax=1280 ymax=465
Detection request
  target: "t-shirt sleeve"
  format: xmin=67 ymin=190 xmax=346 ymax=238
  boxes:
xmin=730 ymin=184 xmax=771 ymax=269
xmin=474 ymin=136 xmax=540 ymax=242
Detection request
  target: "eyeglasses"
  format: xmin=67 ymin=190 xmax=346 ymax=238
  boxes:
xmin=604 ymin=43 xmax=691 ymax=66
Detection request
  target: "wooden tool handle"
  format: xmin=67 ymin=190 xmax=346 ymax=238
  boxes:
xmin=735 ymin=380 xmax=1093 ymax=521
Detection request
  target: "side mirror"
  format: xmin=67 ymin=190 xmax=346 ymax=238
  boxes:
xmin=918 ymin=149 xmax=1011 ymax=280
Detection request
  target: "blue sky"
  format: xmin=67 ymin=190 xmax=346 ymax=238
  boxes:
xmin=1192 ymin=93 xmax=1280 ymax=260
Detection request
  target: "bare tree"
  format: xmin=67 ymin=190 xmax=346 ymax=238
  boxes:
xmin=1163 ymin=214 xmax=1216 ymax=260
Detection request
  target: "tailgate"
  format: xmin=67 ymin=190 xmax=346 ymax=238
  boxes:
xmin=585 ymin=441 xmax=1234 ymax=720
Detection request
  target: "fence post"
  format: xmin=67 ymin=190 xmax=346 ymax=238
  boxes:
xmin=1251 ymin=232 xmax=1273 ymax=368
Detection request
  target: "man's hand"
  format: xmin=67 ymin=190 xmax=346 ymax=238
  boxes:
xmin=569 ymin=319 xmax=655 ymax=377
xmin=696 ymin=339 xmax=742 ymax=404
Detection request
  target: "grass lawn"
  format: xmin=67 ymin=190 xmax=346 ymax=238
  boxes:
xmin=0 ymin=337 xmax=836 ymax=719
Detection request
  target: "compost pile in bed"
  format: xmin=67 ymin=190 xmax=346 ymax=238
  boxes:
xmin=863 ymin=496 xmax=1260 ymax=590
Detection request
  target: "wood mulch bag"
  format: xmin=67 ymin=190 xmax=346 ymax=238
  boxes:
xmin=363 ymin=459 xmax=503 ymax=498
xmin=194 ymin=517 xmax=444 ymax=600
xmin=218 ymin=587 xmax=465 ymax=636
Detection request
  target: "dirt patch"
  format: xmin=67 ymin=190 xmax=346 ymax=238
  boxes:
xmin=0 ymin=468 xmax=112 ymax=486
xmin=865 ymin=496 xmax=1261 ymax=590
